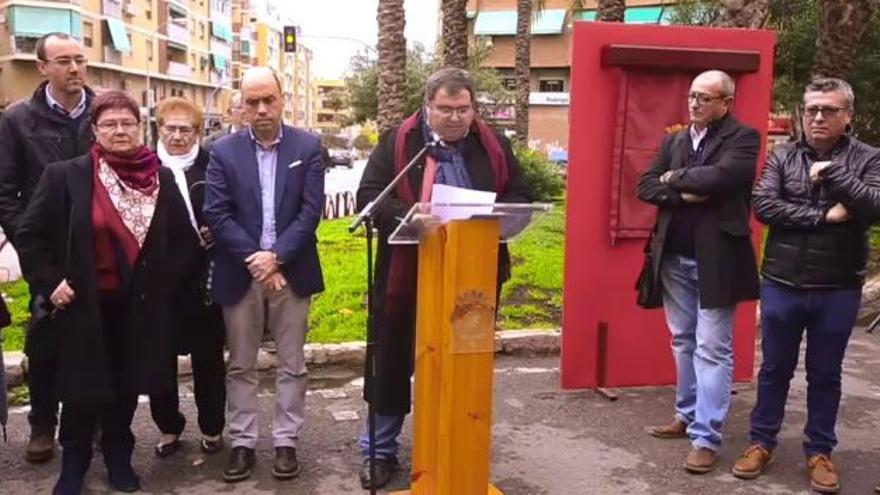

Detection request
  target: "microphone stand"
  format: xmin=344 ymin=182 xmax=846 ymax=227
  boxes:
xmin=349 ymin=142 xmax=432 ymax=494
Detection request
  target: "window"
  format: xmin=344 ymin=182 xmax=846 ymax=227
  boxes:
xmin=83 ymin=21 xmax=93 ymax=48
xmin=127 ymin=34 xmax=133 ymax=52
xmin=200 ymin=22 xmax=205 ymax=40
xmin=146 ymin=39 xmax=153 ymax=62
xmin=539 ymin=79 xmax=564 ymax=92
xmin=502 ymin=78 xmax=517 ymax=91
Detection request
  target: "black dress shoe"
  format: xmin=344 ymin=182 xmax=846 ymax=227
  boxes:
xmin=272 ymin=446 xmax=300 ymax=479
xmin=107 ymin=463 xmax=141 ymax=493
xmin=359 ymin=457 xmax=399 ymax=490
xmin=223 ymin=446 xmax=255 ymax=482
xmin=201 ymin=435 xmax=223 ymax=455
xmin=154 ymin=436 xmax=181 ymax=458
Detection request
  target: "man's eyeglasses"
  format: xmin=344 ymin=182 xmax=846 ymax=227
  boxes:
xmin=431 ymin=105 xmax=473 ymax=118
xmin=687 ymin=92 xmax=728 ymax=106
xmin=96 ymin=120 xmax=139 ymax=132
xmin=803 ymin=105 xmax=847 ymax=119
xmin=45 ymin=57 xmax=88 ymax=68
xmin=161 ymin=125 xmax=196 ymax=136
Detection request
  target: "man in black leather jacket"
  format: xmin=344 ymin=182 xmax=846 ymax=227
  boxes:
xmin=732 ymin=78 xmax=880 ymax=494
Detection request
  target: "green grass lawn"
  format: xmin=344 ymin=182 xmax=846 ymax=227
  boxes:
xmin=0 ymin=200 xmax=567 ymax=352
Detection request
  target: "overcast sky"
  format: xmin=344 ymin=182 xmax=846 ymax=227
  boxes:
xmin=281 ymin=1 xmax=439 ymax=79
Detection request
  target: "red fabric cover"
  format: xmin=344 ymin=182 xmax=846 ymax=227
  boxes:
xmin=609 ymin=70 xmax=692 ymax=243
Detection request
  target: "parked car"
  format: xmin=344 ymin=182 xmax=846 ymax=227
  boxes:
xmin=328 ymin=147 xmax=355 ymax=168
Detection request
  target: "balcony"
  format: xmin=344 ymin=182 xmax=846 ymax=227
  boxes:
xmin=103 ymin=45 xmax=122 ymax=65
xmin=167 ymin=61 xmax=191 ymax=78
xmin=166 ymin=22 xmax=189 ymax=45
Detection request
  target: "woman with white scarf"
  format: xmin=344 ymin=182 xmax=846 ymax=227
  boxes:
xmin=150 ymin=97 xmax=226 ymax=458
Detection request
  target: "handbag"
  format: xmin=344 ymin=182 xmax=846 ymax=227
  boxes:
xmin=635 ymin=233 xmax=663 ymax=309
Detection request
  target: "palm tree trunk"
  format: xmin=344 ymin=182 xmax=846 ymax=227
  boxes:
xmin=715 ymin=0 xmax=771 ymax=28
xmin=377 ymin=0 xmax=407 ymax=133
xmin=597 ymin=0 xmax=625 ymax=22
xmin=442 ymin=0 xmax=469 ymax=68
xmin=812 ymin=0 xmax=877 ymax=79
xmin=514 ymin=0 xmax=532 ymax=145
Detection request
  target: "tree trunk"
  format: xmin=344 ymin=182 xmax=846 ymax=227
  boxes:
xmin=442 ymin=0 xmax=469 ymax=68
xmin=812 ymin=0 xmax=877 ymax=79
xmin=597 ymin=0 xmax=626 ymax=22
xmin=377 ymin=0 xmax=407 ymax=133
xmin=514 ymin=0 xmax=531 ymax=145
xmin=715 ymin=0 xmax=771 ymax=28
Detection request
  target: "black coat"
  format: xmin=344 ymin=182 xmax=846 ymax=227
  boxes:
xmin=15 ymin=154 xmax=200 ymax=406
xmin=171 ymin=147 xmax=225 ymax=354
xmin=637 ymin=115 xmax=760 ymax=309
xmin=356 ymin=124 xmax=531 ymax=416
xmin=754 ymin=136 xmax=880 ymax=288
xmin=0 ymin=81 xmax=95 ymax=242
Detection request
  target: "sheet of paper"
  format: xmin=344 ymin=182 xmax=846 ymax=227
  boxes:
xmin=431 ymin=184 xmax=496 ymax=221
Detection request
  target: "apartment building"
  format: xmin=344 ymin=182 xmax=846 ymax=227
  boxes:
xmin=465 ymin=0 xmax=671 ymax=151
xmin=314 ymin=78 xmax=349 ymax=135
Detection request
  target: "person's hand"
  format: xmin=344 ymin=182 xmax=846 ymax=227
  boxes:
xmin=810 ymin=161 xmax=832 ymax=183
xmin=50 ymin=279 xmax=75 ymax=309
xmin=410 ymin=213 xmax=443 ymax=236
xmin=825 ymin=203 xmax=850 ymax=223
xmin=246 ymin=251 xmax=278 ymax=282
xmin=681 ymin=192 xmax=709 ymax=203
xmin=660 ymin=171 xmax=674 ymax=184
xmin=199 ymin=226 xmax=214 ymax=249
xmin=260 ymin=271 xmax=287 ymax=292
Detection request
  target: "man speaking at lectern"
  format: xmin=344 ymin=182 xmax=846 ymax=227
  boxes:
xmin=355 ymin=68 xmax=530 ymax=489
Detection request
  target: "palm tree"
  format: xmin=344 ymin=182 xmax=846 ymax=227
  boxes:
xmin=376 ymin=0 xmax=407 ymax=133
xmin=596 ymin=0 xmax=625 ymax=22
xmin=441 ymin=0 xmax=469 ymax=68
xmin=812 ymin=0 xmax=877 ymax=79
xmin=715 ymin=0 xmax=771 ymax=28
xmin=514 ymin=0 xmax=533 ymax=144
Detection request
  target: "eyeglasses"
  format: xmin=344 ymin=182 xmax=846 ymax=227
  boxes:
xmin=431 ymin=105 xmax=473 ymax=118
xmin=46 ymin=57 xmax=88 ymax=68
xmin=687 ymin=92 xmax=728 ymax=106
xmin=161 ymin=124 xmax=196 ymax=136
xmin=96 ymin=120 xmax=139 ymax=132
xmin=803 ymin=105 xmax=847 ymax=119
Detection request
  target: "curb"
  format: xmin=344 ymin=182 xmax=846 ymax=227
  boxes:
xmin=4 ymin=330 xmax=560 ymax=389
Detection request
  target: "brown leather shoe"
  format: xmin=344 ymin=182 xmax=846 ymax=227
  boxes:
xmin=26 ymin=424 xmax=56 ymax=463
xmin=732 ymin=444 xmax=773 ymax=479
xmin=684 ymin=447 xmax=717 ymax=474
xmin=646 ymin=419 xmax=688 ymax=439
xmin=807 ymin=454 xmax=840 ymax=493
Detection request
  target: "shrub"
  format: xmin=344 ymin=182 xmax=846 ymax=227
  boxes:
xmin=513 ymin=144 xmax=565 ymax=202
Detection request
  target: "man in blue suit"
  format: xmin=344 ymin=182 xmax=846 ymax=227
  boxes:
xmin=203 ymin=66 xmax=324 ymax=483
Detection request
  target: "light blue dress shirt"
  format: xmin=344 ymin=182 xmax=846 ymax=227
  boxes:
xmin=250 ymin=125 xmax=283 ymax=250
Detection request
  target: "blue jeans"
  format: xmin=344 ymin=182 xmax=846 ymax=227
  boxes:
xmin=358 ymin=414 xmax=405 ymax=460
xmin=660 ymin=255 xmax=736 ymax=451
xmin=749 ymin=280 xmax=860 ymax=456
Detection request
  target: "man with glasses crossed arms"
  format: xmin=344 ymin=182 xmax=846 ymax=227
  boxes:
xmin=732 ymin=78 xmax=880 ymax=494
xmin=638 ymin=70 xmax=761 ymax=474
xmin=0 ymin=32 xmax=95 ymax=464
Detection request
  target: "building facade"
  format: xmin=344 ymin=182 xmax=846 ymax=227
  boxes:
xmin=465 ymin=0 xmax=670 ymax=153
xmin=0 ymin=0 xmax=235 ymax=134
xmin=314 ymin=78 xmax=349 ymax=135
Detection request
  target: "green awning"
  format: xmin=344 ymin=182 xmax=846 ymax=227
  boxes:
xmin=576 ymin=6 xmax=671 ymax=24
xmin=105 ymin=18 xmax=131 ymax=53
xmin=168 ymin=2 xmax=188 ymax=17
xmin=167 ymin=40 xmax=187 ymax=51
xmin=211 ymin=22 xmax=233 ymax=43
xmin=212 ymin=54 xmax=228 ymax=71
xmin=9 ymin=6 xmax=81 ymax=38
xmin=473 ymin=9 xmax=567 ymax=36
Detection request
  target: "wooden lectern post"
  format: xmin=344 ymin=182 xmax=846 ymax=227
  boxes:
xmin=392 ymin=219 xmax=503 ymax=495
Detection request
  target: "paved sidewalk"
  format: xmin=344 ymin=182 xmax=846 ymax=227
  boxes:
xmin=3 ymin=327 xmax=880 ymax=494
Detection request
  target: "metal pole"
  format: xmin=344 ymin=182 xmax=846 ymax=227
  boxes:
xmin=364 ymin=216 xmax=378 ymax=495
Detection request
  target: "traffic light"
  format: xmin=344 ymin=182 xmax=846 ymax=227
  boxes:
xmin=284 ymin=26 xmax=297 ymax=53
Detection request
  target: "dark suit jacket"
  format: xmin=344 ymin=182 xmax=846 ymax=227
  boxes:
xmin=203 ymin=126 xmax=325 ymax=305
xmin=637 ymin=115 xmax=760 ymax=308
xmin=15 ymin=155 xmax=199 ymax=405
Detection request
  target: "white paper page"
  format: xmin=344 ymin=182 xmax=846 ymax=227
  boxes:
xmin=430 ymin=184 xmax=496 ymax=221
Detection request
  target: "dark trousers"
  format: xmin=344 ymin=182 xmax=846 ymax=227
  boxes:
xmin=149 ymin=311 xmax=226 ymax=437
xmin=749 ymin=280 xmax=861 ymax=456
xmin=27 ymin=353 xmax=59 ymax=430
xmin=58 ymin=292 xmax=137 ymax=477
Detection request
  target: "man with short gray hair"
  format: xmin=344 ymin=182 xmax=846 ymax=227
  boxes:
xmin=732 ymin=78 xmax=880 ymax=494
xmin=637 ymin=69 xmax=761 ymax=474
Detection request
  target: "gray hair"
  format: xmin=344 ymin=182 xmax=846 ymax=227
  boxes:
xmin=424 ymin=67 xmax=477 ymax=105
xmin=695 ymin=70 xmax=736 ymax=97
xmin=804 ymin=78 xmax=855 ymax=110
